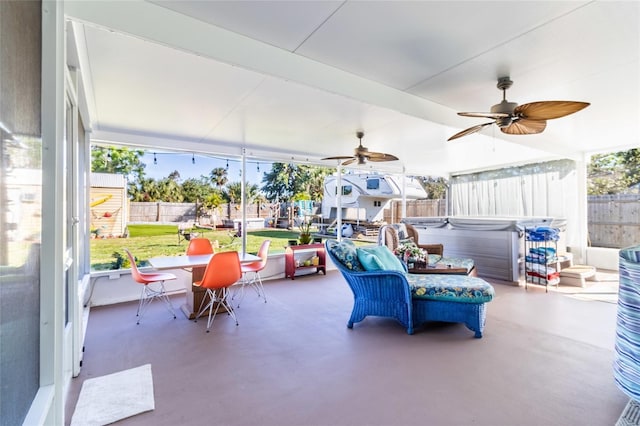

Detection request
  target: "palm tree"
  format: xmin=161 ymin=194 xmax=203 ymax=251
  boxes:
xmin=157 ymin=178 xmax=184 ymax=202
xmin=134 ymin=177 xmax=161 ymax=201
xmin=209 ymin=167 xmax=228 ymax=189
xmin=224 ymin=181 xmax=259 ymax=204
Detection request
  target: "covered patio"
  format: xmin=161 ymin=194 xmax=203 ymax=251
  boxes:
xmin=66 ymin=270 xmax=624 ymax=425
xmin=6 ymin=2 xmax=638 ymax=425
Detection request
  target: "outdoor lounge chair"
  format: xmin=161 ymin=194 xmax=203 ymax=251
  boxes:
xmin=325 ymin=240 xmax=494 ymax=337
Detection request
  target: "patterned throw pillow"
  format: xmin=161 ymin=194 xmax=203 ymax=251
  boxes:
xmin=327 ymin=240 xmax=365 ymax=272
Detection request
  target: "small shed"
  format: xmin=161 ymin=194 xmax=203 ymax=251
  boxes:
xmin=90 ymin=173 xmax=128 ymax=237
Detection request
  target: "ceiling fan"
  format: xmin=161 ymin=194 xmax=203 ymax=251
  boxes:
xmin=322 ymin=131 xmax=399 ymax=166
xmin=448 ymin=77 xmax=590 ymax=141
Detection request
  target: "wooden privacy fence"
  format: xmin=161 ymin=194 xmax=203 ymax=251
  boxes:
xmin=588 ymin=194 xmax=640 ymax=248
xmin=384 ymin=199 xmax=447 ymax=223
xmin=128 ymin=201 xmax=320 ymax=226
xmin=129 ymin=202 xmax=268 ymax=225
xmin=129 ymin=196 xmax=637 ymax=248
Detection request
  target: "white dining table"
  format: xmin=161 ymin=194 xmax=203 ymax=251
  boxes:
xmin=148 ymin=251 xmax=261 ymax=319
xmin=148 ymin=252 xmax=260 ymax=270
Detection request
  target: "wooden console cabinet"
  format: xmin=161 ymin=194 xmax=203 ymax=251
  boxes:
xmin=284 ymin=243 xmax=326 ymax=280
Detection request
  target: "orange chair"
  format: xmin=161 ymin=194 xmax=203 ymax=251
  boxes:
xmin=124 ymin=249 xmax=177 ymax=325
xmin=237 ymin=239 xmax=271 ymax=307
xmin=193 ymin=251 xmax=242 ymax=332
xmin=186 ymin=237 xmax=214 ymax=256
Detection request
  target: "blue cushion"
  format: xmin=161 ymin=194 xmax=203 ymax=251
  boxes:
xmin=406 ymin=274 xmax=494 ymax=303
xmin=356 ymin=248 xmax=384 ymax=270
xmin=357 ymin=246 xmax=406 ymax=273
xmin=326 ymin=240 xmax=365 ymax=272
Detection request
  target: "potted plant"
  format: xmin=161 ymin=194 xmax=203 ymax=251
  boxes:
xmin=394 ymin=241 xmax=428 ymax=269
xmin=297 ymin=218 xmax=313 ymax=245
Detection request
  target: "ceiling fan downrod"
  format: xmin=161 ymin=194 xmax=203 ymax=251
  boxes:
xmin=492 ymin=77 xmax=517 ymax=127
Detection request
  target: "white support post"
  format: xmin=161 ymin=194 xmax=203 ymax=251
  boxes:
xmin=336 ymin=162 xmax=342 ymax=242
xmin=241 ymin=148 xmax=247 ymax=255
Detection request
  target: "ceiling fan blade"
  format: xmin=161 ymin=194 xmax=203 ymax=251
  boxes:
xmin=458 ymin=112 xmax=509 ymax=119
xmin=321 ymin=155 xmax=356 ymax=161
xmin=341 ymin=158 xmax=357 ymax=166
xmin=447 ymin=122 xmax=494 ymax=141
xmin=515 ymin=101 xmax=590 ymax=120
xmin=366 ymin=152 xmax=399 ymax=162
xmin=501 ymin=118 xmax=547 ymax=135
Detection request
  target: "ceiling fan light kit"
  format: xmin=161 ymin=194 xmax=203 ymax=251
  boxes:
xmin=321 ymin=131 xmax=399 ymax=166
xmin=448 ymin=77 xmax=590 ymax=141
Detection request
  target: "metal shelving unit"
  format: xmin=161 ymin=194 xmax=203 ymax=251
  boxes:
xmin=524 ymin=227 xmax=561 ymax=292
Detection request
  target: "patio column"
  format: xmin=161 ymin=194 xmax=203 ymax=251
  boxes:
xmin=241 ymin=148 xmax=246 ymax=255
xmin=401 ymin=167 xmax=407 ymax=220
xmin=574 ymin=154 xmax=590 ymax=264
xmin=336 ymin=162 xmax=342 ymax=242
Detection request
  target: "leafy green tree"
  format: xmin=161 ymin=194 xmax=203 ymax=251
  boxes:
xmin=181 ymin=177 xmax=213 ymax=203
xmin=132 ymin=177 xmax=160 ymax=201
xmin=157 ymin=177 xmax=183 ymax=202
xmin=261 ymin=163 xmax=293 ymax=201
xmin=224 ymin=181 xmax=259 ymax=204
xmin=168 ymin=170 xmax=181 ymax=181
xmin=292 ymin=192 xmax=311 ymax=201
xmin=202 ymin=190 xmax=224 ymax=213
xmin=210 ymin=167 xmax=228 ymax=189
xmin=416 ymin=176 xmax=448 ymax=199
xmin=299 ymin=165 xmax=334 ymax=200
xmin=91 ymin=146 xmax=146 ymax=182
xmin=588 ymin=148 xmax=640 ymax=195
xmin=621 ymin=148 xmax=640 ymax=188
xmin=261 ymin=163 xmax=333 ymax=202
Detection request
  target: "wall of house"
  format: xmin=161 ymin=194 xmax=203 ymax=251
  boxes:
xmin=90 ymin=187 xmax=127 ymax=237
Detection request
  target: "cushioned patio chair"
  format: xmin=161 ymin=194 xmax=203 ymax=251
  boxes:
xmin=326 ymin=240 xmax=493 ymax=338
xmin=379 ymin=223 xmax=443 ymax=256
xmin=326 ymin=239 xmax=415 ymax=334
xmin=379 ymin=224 xmax=476 ymax=275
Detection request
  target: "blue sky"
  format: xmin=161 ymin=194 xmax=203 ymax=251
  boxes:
xmin=141 ymin=151 xmax=269 ymax=185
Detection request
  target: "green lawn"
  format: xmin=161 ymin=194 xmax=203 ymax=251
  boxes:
xmin=126 ymin=224 xmax=180 ymax=237
xmin=90 ymin=227 xmax=305 ymax=271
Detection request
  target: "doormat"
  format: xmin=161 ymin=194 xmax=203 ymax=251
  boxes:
xmin=617 ymin=399 xmax=640 ymax=426
xmin=71 ymin=364 xmax=154 ymax=426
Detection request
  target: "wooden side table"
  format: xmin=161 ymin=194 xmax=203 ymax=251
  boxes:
xmin=408 ymin=264 xmax=476 ymax=276
xmin=284 ymin=243 xmax=326 ymax=279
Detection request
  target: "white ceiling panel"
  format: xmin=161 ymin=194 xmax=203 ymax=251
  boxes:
xmin=150 ymin=0 xmax=343 ymax=52
xmin=295 ymin=1 xmax=587 ymax=90
xmin=84 ymin=26 xmax=267 ymax=140
xmin=66 ymin=0 xmax=640 ymax=179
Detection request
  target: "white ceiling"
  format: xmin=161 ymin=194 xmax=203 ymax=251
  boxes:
xmin=66 ymin=0 xmax=639 ymax=177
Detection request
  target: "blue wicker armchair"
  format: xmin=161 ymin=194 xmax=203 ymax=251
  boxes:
xmin=326 ymin=240 xmax=415 ymax=334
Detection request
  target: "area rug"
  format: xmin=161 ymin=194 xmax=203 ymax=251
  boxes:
xmin=70 ymin=364 xmax=154 ymax=426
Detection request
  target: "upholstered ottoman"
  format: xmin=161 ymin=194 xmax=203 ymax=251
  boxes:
xmin=406 ymin=274 xmax=494 ymax=338
xmin=559 ymin=265 xmax=597 ymax=287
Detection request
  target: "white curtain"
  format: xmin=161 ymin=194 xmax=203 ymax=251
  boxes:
xmin=450 ymin=160 xmax=580 ymax=246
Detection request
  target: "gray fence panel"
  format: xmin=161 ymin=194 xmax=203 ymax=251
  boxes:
xmin=588 ymin=194 xmax=640 ymax=248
